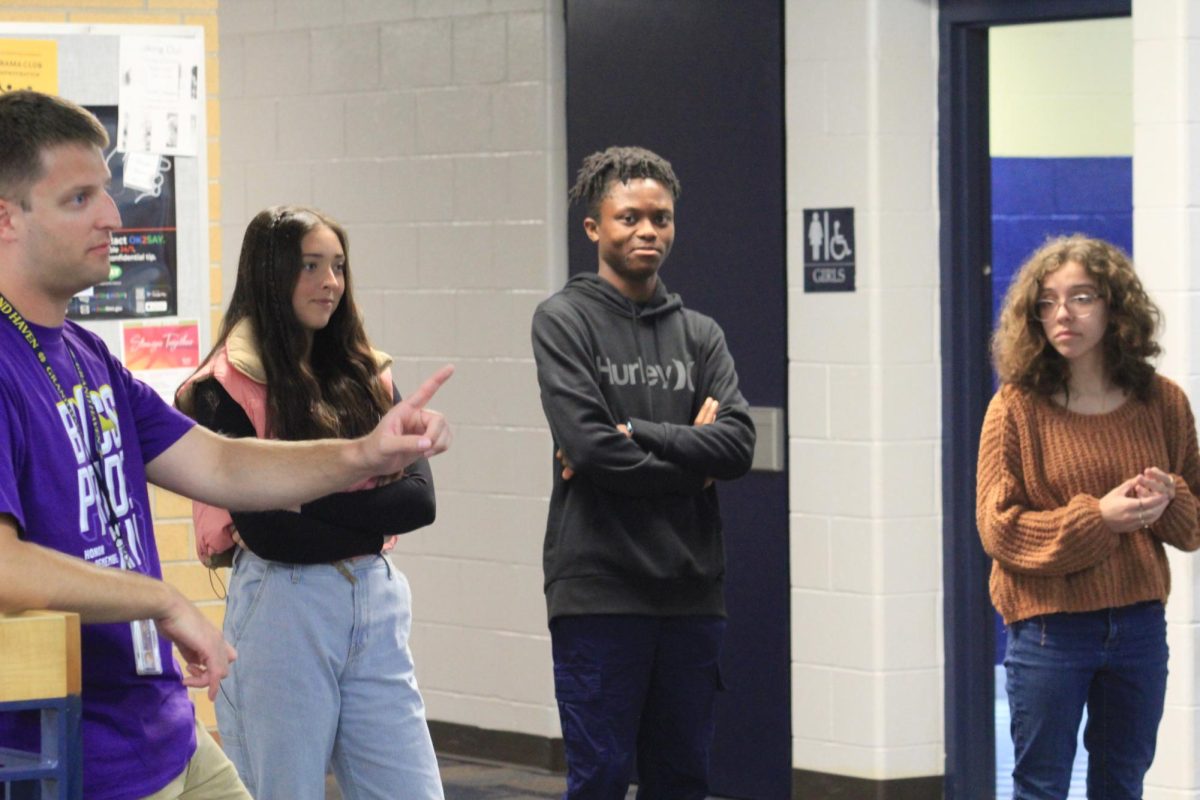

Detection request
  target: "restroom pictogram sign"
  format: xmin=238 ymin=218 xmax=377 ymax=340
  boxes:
xmin=804 ymin=208 xmax=855 ymax=292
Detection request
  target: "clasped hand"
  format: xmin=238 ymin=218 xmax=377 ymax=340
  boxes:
xmin=1099 ymin=467 xmax=1175 ymax=533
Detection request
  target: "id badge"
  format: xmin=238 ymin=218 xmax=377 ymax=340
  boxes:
xmin=131 ymin=619 xmax=164 ymax=675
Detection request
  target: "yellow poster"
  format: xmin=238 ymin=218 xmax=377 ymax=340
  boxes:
xmin=0 ymin=40 xmax=58 ymax=95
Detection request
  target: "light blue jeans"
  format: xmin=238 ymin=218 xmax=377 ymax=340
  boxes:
xmin=216 ymin=548 xmax=444 ymax=800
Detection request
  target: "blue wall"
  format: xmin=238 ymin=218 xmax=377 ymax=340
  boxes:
xmin=991 ymin=156 xmax=1132 ymax=322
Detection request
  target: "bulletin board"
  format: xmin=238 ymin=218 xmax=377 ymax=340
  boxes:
xmin=0 ymin=23 xmax=209 ymax=396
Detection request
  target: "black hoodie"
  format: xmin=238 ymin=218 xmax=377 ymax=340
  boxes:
xmin=531 ymin=273 xmax=756 ymax=620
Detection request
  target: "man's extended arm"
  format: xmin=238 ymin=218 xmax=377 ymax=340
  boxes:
xmin=0 ymin=514 xmax=234 ymax=699
xmin=188 ymin=378 xmax=436 ymax=561
xmin=147 ymin=364 xmax=453 ymax=511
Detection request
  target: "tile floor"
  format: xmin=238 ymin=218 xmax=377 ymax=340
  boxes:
xmin=320 ymin=755 xmax=744 ymax=799
xmin=324 ymin=755 xmax=624 ymax=800
xmin=320 ymin=673 xmax=1099 ymax=800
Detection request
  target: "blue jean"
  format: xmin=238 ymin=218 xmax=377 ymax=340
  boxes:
xmin=216 ymin=549 xmax=443 ymax=800
xmin=550 ymin=614 xmax=726 ymax=800
xmin=1004 ymin=601 xmax=1168 ymax=800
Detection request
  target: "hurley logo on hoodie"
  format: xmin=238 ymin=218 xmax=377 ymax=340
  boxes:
xmin=595 ymin=355 xmax=695 ymax=391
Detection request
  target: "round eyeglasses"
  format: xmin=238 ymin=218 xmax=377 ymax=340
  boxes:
xmin=1034 ymin=292 xmax=1101 ymax=322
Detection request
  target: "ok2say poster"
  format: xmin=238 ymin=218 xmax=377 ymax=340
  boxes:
xmin=69 ymin=105 xmax=178 ymax=321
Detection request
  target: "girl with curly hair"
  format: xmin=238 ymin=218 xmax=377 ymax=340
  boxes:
xmin=978 ymin=234 xmax=1200 ymax=798
xmin=177 ymin=206 xmax=445 ymax=799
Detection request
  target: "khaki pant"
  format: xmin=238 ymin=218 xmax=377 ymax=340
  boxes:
xmin=139 ymin=720 xmax=251 ymax=800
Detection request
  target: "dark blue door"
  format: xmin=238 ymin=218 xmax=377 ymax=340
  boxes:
xmin=565 ymin=2 xmax=790 ymax=797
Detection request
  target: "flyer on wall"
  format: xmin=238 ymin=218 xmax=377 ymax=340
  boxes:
xmin=121 ymin=319 xmax=199 ymax=403
xmin=117 ymin=34 xmax=202 ymax=157
xmin=70 ymin=105 xmax=178 ymax=321
xmin=0 ymin=39 xmax=58 ymax=94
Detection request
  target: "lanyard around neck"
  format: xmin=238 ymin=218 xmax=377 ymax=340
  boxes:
xmin=0 ymin=291 xmax=134 ymax=569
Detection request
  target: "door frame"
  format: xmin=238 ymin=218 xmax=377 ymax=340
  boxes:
xmin=937 ymin=1 xmax=1131 ymax=797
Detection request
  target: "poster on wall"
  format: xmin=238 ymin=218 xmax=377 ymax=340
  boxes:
xmin=0 ymin=39 xmax=58 ymax=93
xmin=121 ymin=319 xmax=199 ymax=403
xmin=69 ymin=105 xmax=177 ymax=321
xmin=117 ymin=35 xmax=202 ymax=157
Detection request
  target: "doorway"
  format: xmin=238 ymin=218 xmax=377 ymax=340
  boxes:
xmin=938 ymin=2 xmax=1131 ymax=798
xmin=988 ymin=18 xmax=1133 ymax=796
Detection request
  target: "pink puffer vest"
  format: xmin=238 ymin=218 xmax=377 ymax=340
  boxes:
xmin=177 ymin=320 xmax=394 ymax=566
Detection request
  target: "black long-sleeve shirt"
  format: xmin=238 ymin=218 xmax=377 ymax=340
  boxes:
xmin=189 ymin=378 xmax=435 ymax=564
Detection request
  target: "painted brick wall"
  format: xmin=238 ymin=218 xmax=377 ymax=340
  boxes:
xmin=1131 ymin=2 xmax=1200 ymax=796
xmin=785 ymin=0 xmax=944 ymax=781
xmin=989 ymin=17 xmax=1132 ymax=159
xmin=0 ymin=0 xmax=225 ymax=731
xmin=218 ymin=0 xmax=566 ymax=739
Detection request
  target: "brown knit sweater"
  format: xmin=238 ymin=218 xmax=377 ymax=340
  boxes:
xmin=977 ymin=375 xmax=1200 ymax=624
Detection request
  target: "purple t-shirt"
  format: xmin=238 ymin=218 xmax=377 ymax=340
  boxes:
xmin=0 ymin=316 xmax=197 ymax=800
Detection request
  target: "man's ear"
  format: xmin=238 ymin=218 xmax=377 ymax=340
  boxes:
xmin=0 ymin=198 xmax=21 ymax=243
xmin=583 ymin=216 xmax=600 ymax=243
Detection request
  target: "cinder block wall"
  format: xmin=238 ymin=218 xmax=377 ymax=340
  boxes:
xmin=1133 ymin=2 xmax=1200 ymax=797
xmin=785 ymin=0 xmax=944 ymax=781
xmin=0 ymin=0 xmax=225 ymax=732
xmin=218 ymin=0 xmax=567 ymax=740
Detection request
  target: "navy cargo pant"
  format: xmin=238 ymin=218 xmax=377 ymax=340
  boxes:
xmin=550 ymin=614 xmax=726 ymax=800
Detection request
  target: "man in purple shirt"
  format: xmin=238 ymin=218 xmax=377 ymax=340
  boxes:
xmin=0 ymin=91 xmax=453 ymax=800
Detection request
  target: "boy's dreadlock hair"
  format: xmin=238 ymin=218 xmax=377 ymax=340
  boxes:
xmin=568 ymin=146 xmax=681 ymax=219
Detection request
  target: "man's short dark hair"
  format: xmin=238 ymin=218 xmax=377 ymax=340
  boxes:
xmin=568 ymin=146 xmax=681 ymax=219
xmin=0 ymin=91 xmax=108 ymax=208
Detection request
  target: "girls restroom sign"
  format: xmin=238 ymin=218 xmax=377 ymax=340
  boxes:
xmin=804 ymin=208 xmax=855 ymax=292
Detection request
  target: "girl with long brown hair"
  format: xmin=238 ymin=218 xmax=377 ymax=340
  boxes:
xmin=177 ymin=206 xmax=444 ymax=799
